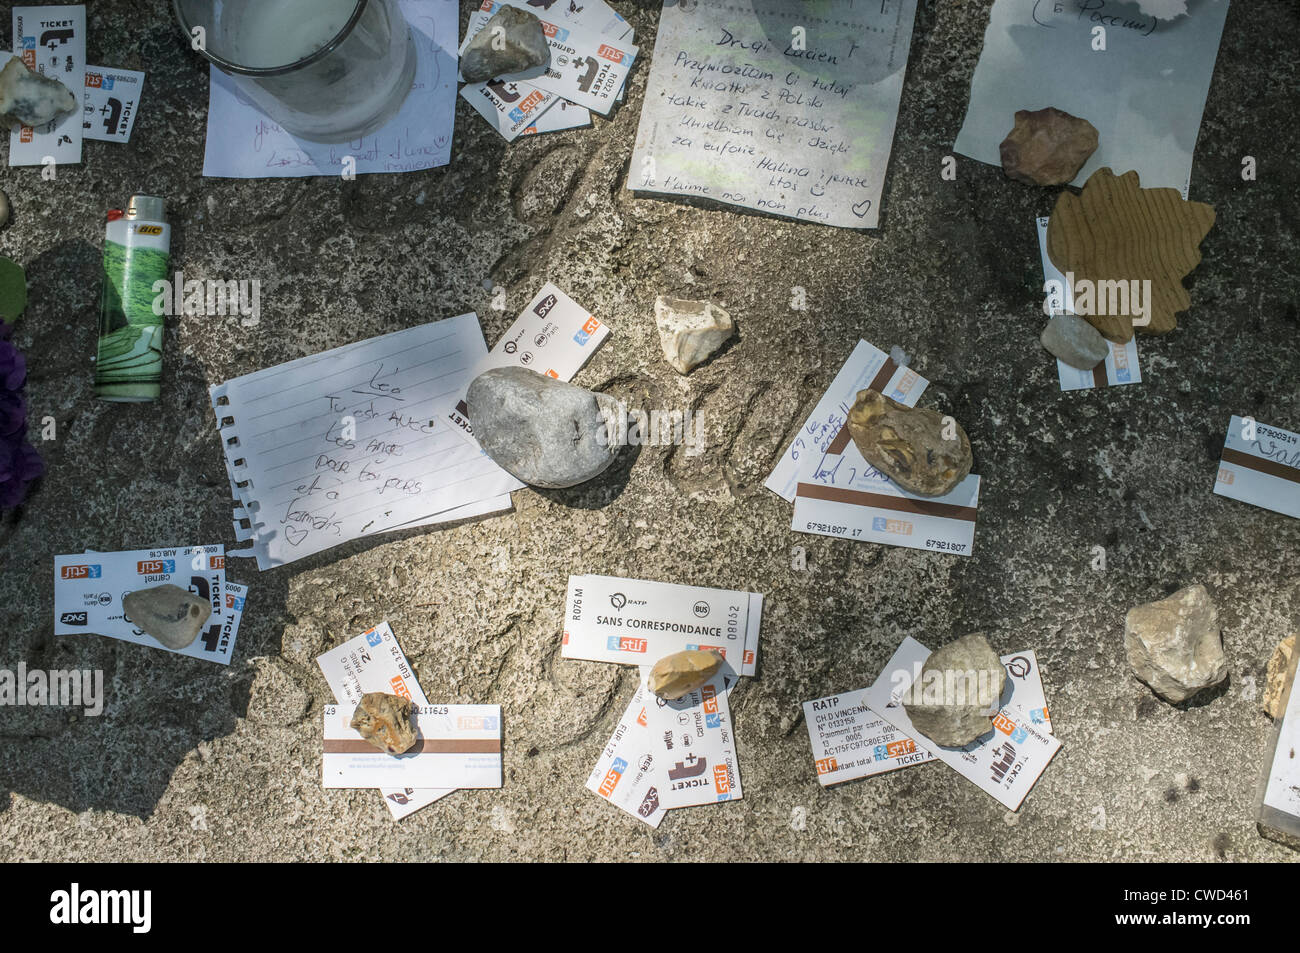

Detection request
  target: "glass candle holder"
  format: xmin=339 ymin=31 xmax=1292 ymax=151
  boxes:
xmin=173 ymin=0 xmax=417 ymax=143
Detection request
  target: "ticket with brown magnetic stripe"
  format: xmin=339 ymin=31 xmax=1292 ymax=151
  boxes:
xmin=1215 ymin=416 xmax=1300 ymax=519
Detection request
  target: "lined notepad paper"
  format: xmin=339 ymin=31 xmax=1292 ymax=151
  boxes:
xmin=210 ymin=315 xmax=517 ymax=569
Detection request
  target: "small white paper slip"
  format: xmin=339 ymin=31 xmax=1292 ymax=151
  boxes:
xmin=1214 ymin=416 xmax=1300 ymax=520
xmin=54 ymin=546 xmax=235 ymax=664
xmin=444 ymin=283 xmax=611 ymax=444
xmin=322 ymin=703 xmax=502 ymax=789
xmin=562 ymin=574 xmax=762 ymax=676
xmin=316 ymin=621 xmax=455 ymax=819
xmin=461 ymin=78 xmax=563 ymax=143
xmin=202 ymin=0 xmax=457 ymax=178
xmin=792 ymin=439 xmax=981 ymax=557
xmin=459 ymin=0 xmax=637 ymax=116
xmin=585 ymin=681 xmax=666 ymax=828
xmin=803 ymin=650 xmax=1051 ymax=787
xmin=864 ymin=637 xmax=1062 ymax=811
xmin=9 ymin=5 xmax=86 ymax=167
xmin=642 ymin=674 xmax=741 ymax=809
xmin=83 ymin=65 xmax=144 ymax=143
xmin=766 ymin=339 xmax=928 ymax=503
xmin=1036 ymin=217 xmax=1141 ymax=391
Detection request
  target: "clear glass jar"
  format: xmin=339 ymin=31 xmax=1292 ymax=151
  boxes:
xmin=173 ymin=0 xmax=417 ymax=143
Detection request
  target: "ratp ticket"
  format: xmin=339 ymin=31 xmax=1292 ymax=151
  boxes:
xmin=9 ymin=5 xmax=85 ymax=167
xmin=766 ymin=339 xmax=928 ymax=502
xmin=460 ymin=1 xmax=637 ymax=116
xmin=642 ymin=674 xmax=741 ymax=809
xmin=562 ymin=574 xmax=762 ymax=675
xmin=864 ymin=637 xmax=1062 ymax=811
xmin=322 ymin=703 xmax=502 ymax=789
xmin=792 ymin=449 xmax=981 ymax=557
xmin=804 ymin=650 xmax=1051 ymax=786
xmin=445 ymin=284 xmax=610 ymax=444
xmin=83 ymin=64 xmax=144 ymax=143
xmin=54 ymin=545 xmax=233 ymax=664
xmin=1214 ymin=416 xmax=1300 ymax=520
xmin=316 ymin=622 xmax=455 ymax=820
xmin=1037 ymin=217 xmax=1140 ymax=391
xmin=586 ymin=681 xmax=666 ymax=827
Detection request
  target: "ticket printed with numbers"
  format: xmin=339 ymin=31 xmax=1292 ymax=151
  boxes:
xmin=864 ymin=637 xmax=1062 ymax=811
xmin=1214 ymin=416 xmax=1300 ymax=519
xmin=445 ymin=284 xmax=610 ymax=444
xmin=9 ymin=6 xmax=86 ymax=166
xmin=460 ymin=78 xmax=562 ymax=142
xmin=316 ymin=622 xmax=455 ymax=819
xmin=83 ymin=64 xmax=144 ymax=143
xmin=642 ymin=674 xmax=741 ymax=809
xmin=804 ymin=650 xmax=1051 ymax=786
xmin=54 ymin=545 xmax=234 ymax=664
xmin=585 ymin=681 xmax=666 ymax=827
xmin=767 ymin=339 xmax=928 ymax=502
xmin=322 ymin=704 xmax=502 ymax=789
xmin=1037 ymin=217 xmax=1140 ymax=391
xmin=793 ymin=456 xmax=981 ymax=557
xmin=562 ymin=574 xmax=762 ymax=675
xmin=460 ymin=1 xmax=637 ymax=115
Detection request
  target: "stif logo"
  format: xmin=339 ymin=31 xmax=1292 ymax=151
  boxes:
xmin=992 ymin=713 xmax=1017 ymax=735
xmin=873 ymin=739 xmax=916 ymax=760
xmin=636 ymin=707 xmax=647 ymax=727
xmin=599 ymin=756 xmax=628 ymax=796
xmin=136 ymin=559 xmax=175 ymax=575
xmin=61 ymin=564 xmax=102 ymax=579
xmin=712 ymin=763 xmax=731 ymax=795
xmin=598 ymin=44 xmax=627 ymax=64
xmin=389 ymin=676 xmax=411 ymax=701
xmin=606 ymin=636 xmax=647 ymax=653
xmin=701 ymin=685 xmax=718 ymax=714
xmin=815 ymin=757 xmax=838 ymax=775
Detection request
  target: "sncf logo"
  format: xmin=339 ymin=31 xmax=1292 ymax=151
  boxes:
xmin=60 ymin=612 xmax=88 ymax=626
xmin=61 ymin=565 xmax=101 ymax=579
xmin=533 ymin=293 xmax=558 ymax=318
xmin=606 ymin=636 xmax=647 ymax=653
xmin=599 ymin=756 xmax=628 ymax=796
xmin=136 ymin=559 xmax=175 ymax=575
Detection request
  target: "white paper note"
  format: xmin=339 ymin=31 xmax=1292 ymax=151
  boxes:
xmin=628 ymin=0 xmax=917 ymax=228
xmin=954 ymin=0 xmax=1230 ymax=195
xmin=586 ymin=681 xmax=666 ymax=827
xmin=209 ymin=315 xmax=521 ymax=569
xmin=642 ymin=674 xmax=741 ymax=809
xmin=202 ymin=0 xmax=457 ymax=178
xmin=83 ymin=65 xmax=144 ymax=143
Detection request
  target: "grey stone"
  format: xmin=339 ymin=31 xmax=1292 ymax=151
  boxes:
xmin=350 ymin=692 xmax=417 ymax=754
xmin=467 ymin=366 xmax=622 ymax=488
xmin=904 ymin=633 xmax=1006 ymax=747
xmin=654 ymin=296 xmax=735 ymax=374
xmin=0 ymin=58 xmax=77 ymax=129
xmin=122 ymin=584 xmax=212 ymax=650
xmin=1125 ymin=584 xmax=1229 ymax=703
xmin=1041 ymin=313 xmax=1109 ymax=370
xmin=460 ymin=7 xmax=550 ymax=83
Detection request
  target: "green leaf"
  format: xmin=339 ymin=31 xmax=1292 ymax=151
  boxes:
xmin=0 ymin=257 xmax=26 ymax=323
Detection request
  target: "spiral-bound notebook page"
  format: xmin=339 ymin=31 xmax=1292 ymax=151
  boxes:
xmin=210 ymin=315 xmax=519 ymax=569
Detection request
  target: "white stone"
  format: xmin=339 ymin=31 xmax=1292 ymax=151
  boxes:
xmin=1125 ymin=584 xmax=1228 ymax=703
xmin=654 ymin=296 xmax=735 ymax=374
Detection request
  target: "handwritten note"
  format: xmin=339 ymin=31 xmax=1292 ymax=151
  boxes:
xmin=202 ymin=0 xmax=457 ymax=178
xmin=628 ymin=0 xmax=917 ymax=228
xmin=209 ymin=315 xmax=521 ymax=569
xmin=955 ymin=0 xmax=1230 ymax=194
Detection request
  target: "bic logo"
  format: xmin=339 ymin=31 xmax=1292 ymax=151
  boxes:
xmin=599 ymin=757 xmax=628 ymax=796
xmin=61 ymin=564 xmax=102 ymax=579
xmin=713 ymin=764 xmax=731 ymax=796
xmin=598 ymin=44 xmax=627 ymax=64
xmin=136 ymin=559 xmax=175 ymax=574
xmin=389 ymin=677 xmax=412 ymax=701
xmin=134 ymin=225 xmax=164 ymax=236
xmin=606 ymin=636 xmax=647 ymax=653
xmin=815 ymin=757 xmax=838 ymax=775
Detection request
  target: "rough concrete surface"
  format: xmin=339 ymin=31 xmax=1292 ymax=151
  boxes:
xmin=0 ymin=0 xmax=1298 ymax=862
